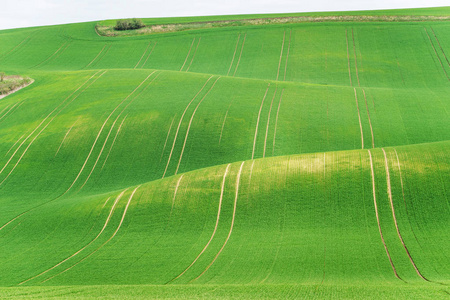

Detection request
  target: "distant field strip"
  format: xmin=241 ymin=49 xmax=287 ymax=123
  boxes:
xmin=272 ymin=89 xmax=284 ymax=155
xmin=368 ymin=150 xmax=402 ymax=280
xmin=263 ymin=88 xmax=277 ymax=157
xmin=193 ymin=161 xmax=245 ymax=281
xmin=382 ymin=148 xmax=429 ymax=281
xmin=252 ymin=84 xmax=270 ymax=159
xmin=55 ymin=119 xmax=78 ymax=156
xmin=175 ymin=76 xmax=221 ymax=175
xmin=162 ymin=75 xmax=214 ymax=178
xmin=169 ymin=164 xmax=231 ymax=283
xmin=354 ymin=88 xmax=364 ymax=149
xmin=424 ymin=27 xmax=450 ymax=81
xmin=42 ymin=186 xmax=140 ymax=283
xmin=18 ymin=190 xmax=127 ymax=285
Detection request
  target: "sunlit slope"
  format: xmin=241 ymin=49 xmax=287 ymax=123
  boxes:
xmin=0 ymin=70 xmax=449 ymax=214
xmin=0 ymin=142 xmax=448 ymax=288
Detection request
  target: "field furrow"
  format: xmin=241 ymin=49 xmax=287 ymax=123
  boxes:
xmin=351 ymin=29 xmax=361 ymax=87
xmin=55 ymin=119 xmax=78 ymax=156
xmin=252 ymin=84 xmax=270 ymax=159
xmin=346 ymin=29 xmax=353 ymax=86
xmin=102 ymin=115 xmax=127 ymax=169
xmin=382 ymin=148 xmax=429 ymax=281
xmin=0 ymin=102 xmax=20 ymax=123
xmin=62 ymin=71 xmax=154 ymax=194
xmin=141 ymin=42 xmax=157 ymax=68
xmin=430 ymin=27 xmax=450 ymax=68
xmin=84 ymin=44 xmax=107 ymax=69
xmin=180 ymin=38 xmax=196 ymax=72
xmin=233 ymin=34 xmax=247 ymax=77
xmin=276 ymin=31 xmax=286 ymax=81
xmin=272 ymin=89 xmax=284 ymax=155
xmin=218 ymin=110 xmax=228 ymax=145
xmin=424 ymin=27 xmax=450 ymax=81
xmin=4 ymin=134 xmax=24 ymax=157
xmin=174 ymin=76 xmax=221 ymax=175
xmin=42 ymin=186 xmax=140 ymax=284
xmin=354 ymin=88 xmax=364 ymax=149
xmin=18 ymin=191 xmax=126 ymax=285
xmin=192 ymin=161 xmax=245 ymax=282
xmin=362 ymin=89 xmax=375 ymax=148
xmin=186 ymin=38 xmax=201 ymax=72
xmin=160 ymin=116 xmax=176 ymax=161
xmin=227 ymin=34 xmax=241 ymax=76
xmin=134 ymin=42 xmax=151 ymax=69
xmin=368 ymin=149 xmax=402 ymax=280
xmin=162 ymin=75 xmax=214 ymax=178
xmin=0 ymin=35 xmax=32 ymax=61
xmin=283 ymin=30 xmax=292 ymax=81
xmin=169 ymin=164 xmax=230 ymax=283
xmin=32 ymin=42 xmax=70 ymax=69
xmin=0 ymin=70 xmax=105 ymax=178
xmin=263 ymin=87 xmax=277 ymax=157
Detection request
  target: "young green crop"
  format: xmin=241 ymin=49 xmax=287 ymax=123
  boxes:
xmin=0 ymin=6 xmax=449 ymax=299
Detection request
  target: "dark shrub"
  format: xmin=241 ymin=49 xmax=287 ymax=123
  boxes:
xmin=114 ymin=18 xmax=145 ymax=31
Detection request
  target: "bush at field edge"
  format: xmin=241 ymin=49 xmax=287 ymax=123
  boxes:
xmin=114 ymin=19 xmax=145 ymax=31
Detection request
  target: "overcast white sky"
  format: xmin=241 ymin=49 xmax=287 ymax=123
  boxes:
xmin=0 ymin=0 xmax=449 ymax=30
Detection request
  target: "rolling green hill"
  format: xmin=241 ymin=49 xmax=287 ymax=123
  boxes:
xmin=0 ymin=6 xmax=449 ymax=299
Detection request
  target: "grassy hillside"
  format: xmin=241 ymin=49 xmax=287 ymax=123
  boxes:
xmin=0 ymin=7 xmax=449 ymax=299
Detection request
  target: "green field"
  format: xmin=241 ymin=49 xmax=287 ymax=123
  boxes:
xmin=0 ymin=6 xmax=449 ymax=299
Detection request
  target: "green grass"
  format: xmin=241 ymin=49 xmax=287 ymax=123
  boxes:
xmin=0 ymin=6 xmax=449 ymax=299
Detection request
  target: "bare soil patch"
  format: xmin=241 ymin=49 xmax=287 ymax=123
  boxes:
xmin=0 ymin=76 xmax=33 ymax=100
